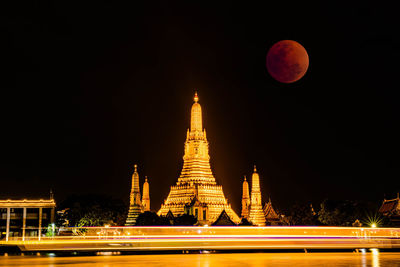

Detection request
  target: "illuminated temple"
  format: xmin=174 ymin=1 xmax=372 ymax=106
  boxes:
xmin=242 ymin=166 xmax=282 ymax=226
xmin=248 ymin=166 xmax=266 ymax=226
xmin=126 ymin=165 xmax=151 ymax=226
xmin=158 ymin=93 xmax=240 ymax=224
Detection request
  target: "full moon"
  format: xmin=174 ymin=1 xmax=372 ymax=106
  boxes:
xmin=266 ymin=40 xmax=309 ymax=83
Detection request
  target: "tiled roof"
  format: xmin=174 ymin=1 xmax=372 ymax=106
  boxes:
xmin=263 ymin=201 xmax=279 ymax=219
xmin=379 ymin=199 xmax=399 ymax=214
xmin=212 ymin=210 xmax=236 ymax=226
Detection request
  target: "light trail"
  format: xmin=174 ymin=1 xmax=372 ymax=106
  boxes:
xmin=1 ymin=226 xmax=399 ymax=252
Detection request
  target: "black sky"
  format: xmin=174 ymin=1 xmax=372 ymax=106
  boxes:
xmin=1 ymin=1 xmax=399 ymax=213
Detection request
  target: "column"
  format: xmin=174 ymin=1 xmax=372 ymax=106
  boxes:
xmin=38 ymin=207 xmax=42 ymax=241
xmin=50 ymin=208 xmax=55 ymax=223
xmin=22 ymin=208 xmax=26 ymax=241
xmin=6 ymin=208 xmax=10 ymax=242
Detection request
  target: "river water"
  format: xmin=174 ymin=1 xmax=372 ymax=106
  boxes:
xmin=0 ymin=252 xmax=399 ymax=266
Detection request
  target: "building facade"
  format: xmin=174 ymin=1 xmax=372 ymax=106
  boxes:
xmin=0 ymin=198 xmax=56 ymax=241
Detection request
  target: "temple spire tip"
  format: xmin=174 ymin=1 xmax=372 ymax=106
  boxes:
xmin=194 ymin=91 xmax=199 ymax=103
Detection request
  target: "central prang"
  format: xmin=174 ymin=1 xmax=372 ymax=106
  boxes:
xmin=158 ymin=93 xmax=240 ymax=225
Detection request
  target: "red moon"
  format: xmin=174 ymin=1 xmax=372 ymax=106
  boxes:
xmin=266 ymin=40 xmax=309 ymax=83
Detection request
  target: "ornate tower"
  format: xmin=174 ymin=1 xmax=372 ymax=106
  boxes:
xmin=249 ymin=166 xmax=266 ymax=226
xmin=241 ymin=176 xmax=250 ymax=219
xmin=125 ymin=164 xmax=142 ymax=226
xmin=142 ymin=176 xmax=150 ymax=212
xmin=158 ymin=93 xmax=240 ymax=224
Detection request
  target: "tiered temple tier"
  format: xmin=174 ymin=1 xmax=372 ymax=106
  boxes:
xmin=249 ymin=204 xmax=266 ymax=226
xmin=126 ymin=205 xmax=142 ymax=226
xmin=158 ymin=183 xmax=240 ymax=223
xmin=177 ymin=159 xmax=217 ymax=185
xmin=125 ymin=165 xmax=142 ymax=226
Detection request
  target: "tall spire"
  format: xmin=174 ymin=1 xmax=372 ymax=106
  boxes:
xmin=241 ymin=175 xmax=250 ymax=219
xmin=158 ymin=93 xmax=240 ymax=224
xmin=142 ymin=176 xmax=150 ymax=211
xmin=131 ymin=164 xmax=140 ymax=198
xmin=249 ymin=166 xmax=266 ymax=226
xmin=190 ymin=92 xmax=203 ymax=132
xmin=125 ymin=164 xmax=142 ymax=225
xmin=252 ymin=165 xmax=260 ymax=190
xmin=180 ymin=92 xmax=213 ymax=184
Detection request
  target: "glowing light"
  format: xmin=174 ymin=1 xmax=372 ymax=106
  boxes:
xmin=371 ymin=248 xmax=380 ymax=267
xmin=2 ymin=226 xmax=400 ymax=252
xmin=370 ymin=248 xmax=379 ymax=255
xmin=364 ymin=213 xmax=383 ymax=229
xmin=158 ymin=93 xmax=240 ymax=224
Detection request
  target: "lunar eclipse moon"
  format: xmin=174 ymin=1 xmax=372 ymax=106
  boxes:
xmin=266 ymin=40 xmax=309 ymax=83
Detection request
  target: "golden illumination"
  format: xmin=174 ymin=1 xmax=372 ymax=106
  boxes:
xmin=158 ymin=93 xmax=240 ymax=224
xmin=2 ymin=226 xmax=400 ymax=252
xmin=126 ymin=164 xmax=142 ymax=225
xmin=241 ymin=176 xmax=250 ymax=219
xmin=142 ymin=176 xmax=150 ymax=212
xmin=249 ymin=166 xmax=266 ymax=226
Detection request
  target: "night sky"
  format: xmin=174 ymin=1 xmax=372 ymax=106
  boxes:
xmin=1 ymin=2 xmax=399 ymax=213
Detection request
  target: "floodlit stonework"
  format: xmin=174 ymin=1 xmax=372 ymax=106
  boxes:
xmin=241 ymin=176 xmax=250 ymax=219
xmin=248 ymin=166 xmax=266 ymax=226
xmin=142 ymin=176 xmax=150 ymax=212
xmin=126 ymin=165 xmax=143 ymax=226
xmin=158 ymin=93 xmax=240 ymax=224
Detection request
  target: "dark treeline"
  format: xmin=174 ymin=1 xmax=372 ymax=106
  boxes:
xmin=57 ymin=194 xmax=127 ymax=227
xmin=285 ymin=199 xmax=390 ymax=227
xmin=57 ymin=194 xmax=390 ymax=227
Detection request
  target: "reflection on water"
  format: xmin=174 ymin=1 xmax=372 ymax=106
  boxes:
xmin=0 ymin=252 xmax=397 ymax=267
xmin=371 ymin=249 xmax=380 ymax=267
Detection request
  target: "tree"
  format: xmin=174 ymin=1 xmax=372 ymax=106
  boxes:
xmin=58 ymin=194 xmax=127 ymax=227
xmin=318 ymin=199 xmax=369 ymax=226
xmin=173 ymin=214 xmax=197 ymax=226
xmin=287 ymin=203 xmax=319 ymax=225
xmin=135 ymin=212 xmax=170 ymax=226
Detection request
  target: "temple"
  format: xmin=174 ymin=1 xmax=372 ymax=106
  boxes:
xmin=263 ymin=199 xmax=281 ymax=225
xmin=142 ymin=176 xmax=150 ymax=212
xmin=379 ymin=193 xmax=400 ymax=226
xmin=242 ymin=166 xmax=283 ymax=226
xmin=248 ymin=166 xmax=266 ymax=226
xmin=126 ymin=165 xmax=148 ymax=226
xmin=241 ymin=176 xmax=250 ymax=220
xmin=158 ymin=93 xmax=240 ymax=224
